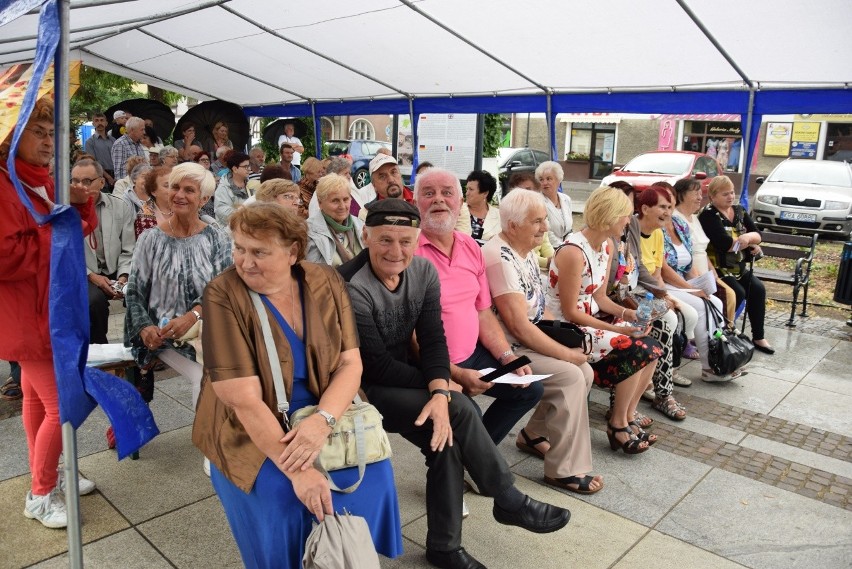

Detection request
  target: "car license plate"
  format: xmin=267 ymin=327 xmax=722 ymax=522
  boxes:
xmin=779 ymin=211 xmax=817 ymax=222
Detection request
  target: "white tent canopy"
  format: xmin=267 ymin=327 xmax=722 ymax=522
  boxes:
xmin=2 ymin=0 xmax=851 ymax=108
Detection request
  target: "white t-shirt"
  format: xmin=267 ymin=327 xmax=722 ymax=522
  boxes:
xmin=482 ymin=233 xmax=546 ymax=324
xmin=674 ymin=209 xmax=710 ymax=274
xmin=277 ymin=134 xmax=303 ymax=165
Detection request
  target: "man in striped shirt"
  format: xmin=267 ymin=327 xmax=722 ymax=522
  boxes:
xmin=110 ymin=117 xmax=147 ymax=179
xmin=247 ymin=146 xmax=265 ymax=181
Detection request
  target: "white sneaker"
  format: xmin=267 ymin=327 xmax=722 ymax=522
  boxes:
xmin=672 ymin=373 xmax=693 ymax=387
xmin=462 ymin=499 xmax=470 ymax=520
xmin=641 ymin=388 xmax=655 ymax=402
xmin=203 ymin=457 xmax=211 ymax=477
xmin=24 ymin=489 xmax=67 ymax=529
xmin=57 ymin=468 xmax=96 ymax=496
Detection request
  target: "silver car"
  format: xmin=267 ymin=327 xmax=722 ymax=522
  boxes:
xmin=751 ymin=159 xmax=852 ymax=239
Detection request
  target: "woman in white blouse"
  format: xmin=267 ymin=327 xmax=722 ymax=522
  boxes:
xmin=535 ymin=161 xmax=573 ymax=246
xmin=672 ymin=178 xmax=736 ymax=322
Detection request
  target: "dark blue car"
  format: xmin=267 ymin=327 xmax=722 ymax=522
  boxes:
xmin=325 ymin=139 xmax=392 ymax=188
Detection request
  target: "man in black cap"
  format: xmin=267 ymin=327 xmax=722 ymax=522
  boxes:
xmin=338 ymin=199 xmax=570 ymax=569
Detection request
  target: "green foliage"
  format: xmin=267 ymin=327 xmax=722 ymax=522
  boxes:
xmin=258 ymin=117 xmax=280 ymax=163
xmin=70 ymin=65 xmax=136 ymax=130
xmin=483 ymin=113 xmax=504 ymax=157
xmin=566 ymin=151 xmax=590 ymax=160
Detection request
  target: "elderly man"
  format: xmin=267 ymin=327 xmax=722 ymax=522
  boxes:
xmin=84 ymin=112 xmax=115 ymax=188
xmin=77 ymin=159 xmax=135 ymax=344
xmin=339 ymin=199 xmax=570 ymax=569
xmin=279 ymin=143 xmax=302 ymax=182
xmin=276 ymin=121 xmax=305 ymax=166
xmin=111 ymin=116 xmax=147 ymax=179
xmin=357 ymin=154 xmax=412 ymax=221
xmin=247 ymin=145 xmax=265 ymax=181
xmin=414 ymin=168 xmax=542 ymax=445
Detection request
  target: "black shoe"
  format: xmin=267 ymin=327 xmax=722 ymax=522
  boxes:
xmin=492 ymin=495 xmax=570 ymax=534
xmin=426 ymin=547 xmax=486 ymax=569
xmin=754 ymin=343 xmax=775 ymax=355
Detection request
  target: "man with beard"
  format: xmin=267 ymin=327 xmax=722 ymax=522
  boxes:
xmin=339 ymin=198 xmax=570 ymax=569
xmin=414 ymin=168 xmax=542 ymax=445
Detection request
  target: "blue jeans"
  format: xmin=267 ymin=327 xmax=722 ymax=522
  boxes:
xmin=457 ymin=342 xmax=544 ymax=445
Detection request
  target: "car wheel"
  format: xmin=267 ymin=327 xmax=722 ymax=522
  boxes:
xmin=354 ymin=168 xmax=369 ymax=188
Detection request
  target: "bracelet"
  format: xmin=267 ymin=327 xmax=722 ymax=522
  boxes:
xmin=497 ymin=349 xmax=514 ymax=363
xmin=190 ymin=309 xmax=202 ymax=321
xmin=430 ymin=389 xmax=452 ymax=403
xmin=621 ymin=308 xmax=626 ymax=320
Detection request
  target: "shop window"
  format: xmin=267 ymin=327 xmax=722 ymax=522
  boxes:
xmin=684 ymin=121 xmax=742 ymax=171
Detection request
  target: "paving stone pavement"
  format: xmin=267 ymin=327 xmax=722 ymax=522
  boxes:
xmin=1 ymin=305 xmax=851 ymax=568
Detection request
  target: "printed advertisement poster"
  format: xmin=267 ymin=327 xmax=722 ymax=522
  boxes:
xmin=764 ymin=122 xmax=792 ymax=156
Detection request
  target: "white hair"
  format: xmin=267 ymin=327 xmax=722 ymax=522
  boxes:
xmin=125 ymin=116 xmax=144 ymax=130
xmin=169 ymin=162 xmax=216 ymax=198
xmin=412 ymin=167 xmax=461 ymax=199
xmin=535 ymin=160 xmax=564 ymax=183
xmin=499 ymin=188 xmax=544 ymax=232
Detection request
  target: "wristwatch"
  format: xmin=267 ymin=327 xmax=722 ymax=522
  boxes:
xmin=316 ymin=408 xmax=336 ymax=428
xmin=430 ymin=389 xmax=452 ymax=403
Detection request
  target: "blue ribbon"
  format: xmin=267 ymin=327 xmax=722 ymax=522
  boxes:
xmin=3 ymin=0 xmax=158 ymax=459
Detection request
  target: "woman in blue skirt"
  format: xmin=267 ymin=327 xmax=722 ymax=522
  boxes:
xmin=192 ymin=203 xmax=403 ymax=568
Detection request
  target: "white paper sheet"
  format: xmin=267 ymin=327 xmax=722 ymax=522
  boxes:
xmin=87 ymin=343 xmax=133 ymax=366
xmin=478 ymin=368 xmax=551 ymax=385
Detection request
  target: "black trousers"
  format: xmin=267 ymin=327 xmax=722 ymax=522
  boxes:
xmin=365 ymin=384 xmax=515 ymax=552
xmin=88 ymin=279 xmax=111 ymax=344
xmin=722 ymin=272 xmax=767 ymax=341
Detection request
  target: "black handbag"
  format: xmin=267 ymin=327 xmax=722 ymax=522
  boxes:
xmin=703 ymin=298 xmax=754 ymax=376
xmin=535 ymin=320 xmax=593 ymax=354
xmin=671 ymin=310 xmax=688 ymax=368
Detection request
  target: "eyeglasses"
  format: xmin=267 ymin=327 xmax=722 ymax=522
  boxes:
xmin=198 ymin=158 xmax=211 ymax=163
xmin=238 ymin=163 xmax=251 ymax=170
xmin=71 ymin=177 xmax=102 ymax=187
xmin=279 ymin=194 xmax=302 ymax=203
xmin=25 ymin=127 xmax=56 ymax=140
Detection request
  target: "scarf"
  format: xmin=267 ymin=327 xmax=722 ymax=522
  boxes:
xmin=323 ymin=213 xmax=359 ymax=264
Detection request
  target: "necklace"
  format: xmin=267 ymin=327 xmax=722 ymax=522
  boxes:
xmin=152 ymin=199 xmax=173 ymax=218
xmin=168 ymin=217 xmax=196 ymax=239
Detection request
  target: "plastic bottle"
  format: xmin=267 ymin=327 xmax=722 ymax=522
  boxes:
xmin=634 ymin=292 xmax=655 ymax=328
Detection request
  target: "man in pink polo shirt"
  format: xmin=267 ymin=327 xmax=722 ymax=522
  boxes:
xmin=414 ymin=168 xmax=542 ymax=444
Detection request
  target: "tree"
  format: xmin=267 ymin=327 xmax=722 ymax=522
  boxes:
xmin=257 ymin=116 xmax=318 ymax=165
xmin=69 ymin=65 xmax=136 ymax=130
xmin=483 ymin=113 xmax=505 ymax=157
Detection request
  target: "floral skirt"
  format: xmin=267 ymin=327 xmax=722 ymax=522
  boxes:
xmin=582 ymin=325 xmax=662 ymax=388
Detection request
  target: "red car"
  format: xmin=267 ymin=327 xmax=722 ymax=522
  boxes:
xmin=601 ymin=151 xmax=724 ymax=197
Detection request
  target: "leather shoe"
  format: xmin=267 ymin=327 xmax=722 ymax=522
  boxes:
xmin=754 ymin=343 xmax=775 ymax=355
xmin=493 ymin=495 xmax=570 ymax=534
xmin=425 ymin=547 xmax=486 ymax=569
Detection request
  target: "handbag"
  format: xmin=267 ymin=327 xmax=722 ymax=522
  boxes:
xmin=302 ymin=511 xmax=381 ymax=569
xmin=671 ymin=310 xmax=688 ymax=368
xmin=249 ymin=291 xmax=392 ymax=494
xmin=703 ymin=298 xmax=754 ymax=376
xmin=535 ymin=319 xmax=593 ymax=354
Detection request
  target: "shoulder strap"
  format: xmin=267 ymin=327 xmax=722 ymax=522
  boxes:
xmin=249 ymin=290 xmax=291 ymax=430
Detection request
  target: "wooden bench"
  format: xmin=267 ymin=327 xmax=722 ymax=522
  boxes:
xmin=752 ymin=232 xmax=818 ymax=327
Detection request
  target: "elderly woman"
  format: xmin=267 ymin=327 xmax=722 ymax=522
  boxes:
xmin=249 ymin=178 xmax=302 ymax=214
xmin=461 ymin=170 xmax=501 ymax=243
xmin=482 ymin=189 xmax=602 ymax=494
xmin=547 ymin=187 xmax=662 ymax=453
xmin=298 ymin=156 xmax=325 ymax=218
xmin=125 ymin=163 xmax=232 ymax=406
xmin=507 ymin=171 xmax=555 ymax=271
xmin=214 ymin=152 xmax=251 ymax=226
xmin=192 ymin=204 xmax=402 ymax=568
xmin=0 ymin=99 xmax=98 ymax=528
xmin=535 ymin=160 xmax=573 ymax=246
xmin=159 ymin=145 xmax=179 ymax=168
xmin=607 ymin=182 xmax=689 ymax=421
xmin=111 ymin=155 xmax=147 ymax=199
xmin=699 ymin=175 xmax=773 ymax=355
xmin=122 ymin=163 xmax=153 ymax=237
xmin=673 ymin=178 xmax=737 ymax=322
xmin=305 ymin=174 xmax=365 ymax=267
xmin=129 ymin=166 xmax=174 ymax=238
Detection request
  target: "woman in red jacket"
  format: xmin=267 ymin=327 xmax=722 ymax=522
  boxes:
xmin=0 ymin=98 xmax=97 ymax=529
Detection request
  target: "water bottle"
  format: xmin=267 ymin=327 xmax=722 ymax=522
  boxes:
xmin=634 ymin=292 xmax=655 ymax=328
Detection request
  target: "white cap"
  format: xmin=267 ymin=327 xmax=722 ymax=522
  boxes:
xmin=369 ymin=153 xmax=397 ymax=175
xmin=113 ymin=110 xmax=127 ymax=120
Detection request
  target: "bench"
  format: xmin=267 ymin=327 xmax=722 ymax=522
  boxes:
xmin=752 ymin=232 xmax=818 ymax=327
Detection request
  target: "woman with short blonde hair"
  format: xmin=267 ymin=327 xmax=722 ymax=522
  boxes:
xmin=306 ymin=174 xmax=365 ymax=267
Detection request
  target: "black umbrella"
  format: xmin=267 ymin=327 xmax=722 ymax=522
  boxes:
xmin=104 ymin=98 xmax=175 ymax=142
xmin=263 ymin=118 xmax=307 ymax=147
xmin=175 ymin=100 xmax=250 ymax=154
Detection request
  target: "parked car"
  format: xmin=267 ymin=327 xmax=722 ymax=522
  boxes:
xmin=601 ymin=151 xmax=723 ymax=197
xmin=324 ymin=139 xmax=392 ymax=188
xmin=497 ymin=147 xmax=553 ymax=191
xmin=752 ymin=159 xmax=852 ymax=239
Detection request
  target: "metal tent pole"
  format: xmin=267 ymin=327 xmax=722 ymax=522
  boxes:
xmin=739 ymin=88 xmax=756 ymax=208
xmin=55 ymin=0 xmax=84 ymax=566
xmin=311 ymin=101 xmax=321 ymax=159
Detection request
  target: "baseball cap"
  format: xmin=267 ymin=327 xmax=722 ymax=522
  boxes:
xmin=364 ymin=198 xmax=420 ymax=228
xmin=113 ymin=110 xmax=127 ymax=120
xmin=369 ymin=154 xmax=398 ymax=176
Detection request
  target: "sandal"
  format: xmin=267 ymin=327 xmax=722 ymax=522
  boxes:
xmin=605 ymin=408 xmax=654 ymax=429
xmin=544 ymin=474 xmax=604 ymax=495
xmin=607 ymin=422 xmax=649 ymax=454
xmin=629 ymin=420 xmax=658 ymax=445
xmin=516 ymin=428 xmax=547 ymax=459
xmin=0 ymin=377 xmax=22 ymax=401
xmin=701 ymin=368 xmax=747 ymax=383
xmin=652 ymin=395 xmax=687 ymax=421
